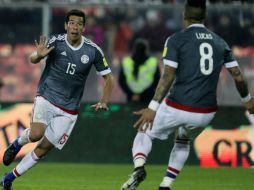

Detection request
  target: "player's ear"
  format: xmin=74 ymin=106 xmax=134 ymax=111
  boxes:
xmin=64 ymin=22 xmax=68 ymax=31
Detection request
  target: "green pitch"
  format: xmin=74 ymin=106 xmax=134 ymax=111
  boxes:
xmin=1 ymin=163 xmax=253 ymax=190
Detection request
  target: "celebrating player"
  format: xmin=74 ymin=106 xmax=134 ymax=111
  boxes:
xmin=120 ymin=0 xmax=254 ymax=190
xmin=0 ymin=9 xmax=114 ymax=190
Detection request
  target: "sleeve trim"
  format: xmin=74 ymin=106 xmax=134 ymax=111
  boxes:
xmin=163 ymin=59 xmax=178 ymax=68
xmin=224 ymin=61 xmax=238 ymax=68
xmin=96 ymin=68 xmax=111 ymax=76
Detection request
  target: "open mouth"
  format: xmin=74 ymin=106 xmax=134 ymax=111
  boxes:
xmin=71 ymin=32 xmax=78 ymax=37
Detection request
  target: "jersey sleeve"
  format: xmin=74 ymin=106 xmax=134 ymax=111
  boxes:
xmin=46 ymin=35 xmax=59 ymax=57
xmin=48 ymin=35 xmax=57 ymax=48
xmin=162 ymin=36 xmax=178 ymax=68
xmin=93 ymin=47 xmax=111 ymax=76
xmin=223 ymin=41 xmax=238 ymax=68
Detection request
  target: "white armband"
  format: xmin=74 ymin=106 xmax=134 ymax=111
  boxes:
xmin=148 ymin=100 xmax=160 ymax=111
xmin=241 ymin=94 xmax=251 ymax=103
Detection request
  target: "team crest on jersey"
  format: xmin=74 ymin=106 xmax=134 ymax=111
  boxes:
xmin=81 ymin=55 xmax=89 ymax=64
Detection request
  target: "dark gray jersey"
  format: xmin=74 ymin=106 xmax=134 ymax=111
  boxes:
xmin=163 ymin=24 xmax=238 ymax=109
xmin=37 ymin=34 xmax=111 ymax=111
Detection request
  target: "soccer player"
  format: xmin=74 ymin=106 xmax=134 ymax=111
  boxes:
xmin=120 ymin=0 xmax=254 ymax=190
xmin=0 ymin=9 xmax=114 ymax=190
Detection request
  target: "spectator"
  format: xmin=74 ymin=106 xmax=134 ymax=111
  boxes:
xmin=133 ymin=10 xmax=171 ymax=53
xmin=83 ymin=15 xmax=105 ymax=47
xmin=215 ymin=14 xmax=238 ymax=47
xmin=118 ymin=38 xmax=160 ymax=104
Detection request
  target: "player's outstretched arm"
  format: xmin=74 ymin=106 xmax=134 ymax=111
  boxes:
xmin=30 ymin=36 xmax=54 ymax=64
xmin=91 ymin=73 xmax=114 ymax=111
xmin=152 ymin=65 xmax=176 ymax=103
xmin=133 ymin=65 xmax=176 ymax=131
xmin=227 ymin=66 xmax=254 ymax=113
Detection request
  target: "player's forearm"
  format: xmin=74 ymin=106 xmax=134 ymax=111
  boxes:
xmin=30 ymin=51 xmax=44 ymax=64
xmin=228 ymin=67 xmax=249 ymax=98
xmin=152 ymin=66 xmax=175 ymax=103
xmin=234 ymin=78 xmax=249 ymax=98
xmin=100 ymin=73 xmax=114 ymax=103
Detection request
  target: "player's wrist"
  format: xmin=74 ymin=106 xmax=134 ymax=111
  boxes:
xmin=148 ymin=100 xmax=160 ymax=111
xmin=31 ymin=51 xmax=42 ymax=60
xmin=241 ymin=93 xmax=251 ymax=103
xmin=99 ymin=100 xmax=107 ymax=105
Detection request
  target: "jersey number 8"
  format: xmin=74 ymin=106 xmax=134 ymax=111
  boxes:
xmin=199 ymin=42 xmax=213 ymax=75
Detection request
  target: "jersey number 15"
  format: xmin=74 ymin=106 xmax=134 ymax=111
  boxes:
xmin=66 ymin=63 xmax=76 ymax=75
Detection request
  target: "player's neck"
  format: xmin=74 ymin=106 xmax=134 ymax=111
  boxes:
xmin=184 ymin=19 xmax=204 ymax=28
xmin=66 ymin=36 xmax=82 ymax=47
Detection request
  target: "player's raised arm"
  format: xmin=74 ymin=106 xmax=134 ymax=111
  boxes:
xmin=30 ymin=35 xmax=54 ymax=64
xmin=227 ymin=66 xmax=254 ymax=113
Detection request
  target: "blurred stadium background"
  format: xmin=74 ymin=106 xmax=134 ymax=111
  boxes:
xmin=0 ymin=1 xmax=254 ymax=188
xmin=0 ymin=0 xmax=254 ymax=104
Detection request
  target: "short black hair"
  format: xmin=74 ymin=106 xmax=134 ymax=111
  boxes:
xmin=184 ymin=0 xmax=206 ymax=23
xmin=133 ymin=38 xmax=149 ymax=54
xmin=65 ymin=9 xmax=86 ymax=24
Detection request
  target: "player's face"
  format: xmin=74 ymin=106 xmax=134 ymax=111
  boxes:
xmin=65 ymin=15 xmax=85 ymax=43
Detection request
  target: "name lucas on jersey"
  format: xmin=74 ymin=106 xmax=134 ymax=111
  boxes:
xmin=196 ymin=33 xmax=213 ymax=40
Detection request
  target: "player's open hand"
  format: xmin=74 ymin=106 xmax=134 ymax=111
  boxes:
xmin=244 ymin=98 xmax=254 ymax=114
xmin=133 ymin=108 xmax=156 ymax=132
xmin=91 ymin=102 xmax=109 ymax=111
xmin=35 ymin=36 xmax=54 ymax=58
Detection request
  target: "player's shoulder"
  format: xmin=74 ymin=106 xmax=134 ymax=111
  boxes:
xmin=208 ymin=29 xmax=230 ymax=48
xmin=83 ymin=36 xmax=104 ymax=56
xmin=205 ymin=29 xmax=221 ymax=40
xmin=169 ymin=30 xmax=183 ymax=40
xmin=48 ymin=33 xmax=66 ymax=45
xmin=164 ymin=30 xmax=185 ymax=47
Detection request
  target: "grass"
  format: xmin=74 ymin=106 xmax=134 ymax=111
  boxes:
xmin=1 ymin=163 xmax=253 ymax=190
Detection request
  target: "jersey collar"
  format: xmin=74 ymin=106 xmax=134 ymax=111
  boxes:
xmin=65 ymin=34 xmax=84 ymax=50
xmin=188 ymin=24 xmax=205 ymax=28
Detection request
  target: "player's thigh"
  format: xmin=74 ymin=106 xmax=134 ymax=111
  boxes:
xmin=176 ymin=126 xmax=204 ymax=141
xmin=30 ymin=96 xmax=55 ymax=140
xmin=146 ymin=101 xmax=180 ymax=140
xmin=177 ymin=112 xmax=216 ymax=140
xmin=45 ymin=113 xmax=77 ymax=150
xmin=31 ymin=96 xmax=55 ymax=124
